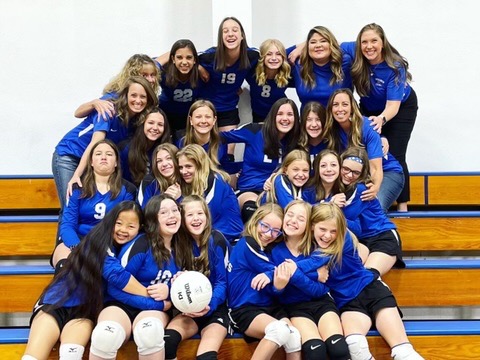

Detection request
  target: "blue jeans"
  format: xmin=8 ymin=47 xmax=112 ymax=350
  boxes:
xmin=378 ymin=171 xmax=405 ymax=212
xmin=51 ymin=151 xmax=79 ymax=241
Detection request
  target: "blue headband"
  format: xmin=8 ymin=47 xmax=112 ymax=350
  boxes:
xmin=344 ymin=156 xmax=363 ymax=164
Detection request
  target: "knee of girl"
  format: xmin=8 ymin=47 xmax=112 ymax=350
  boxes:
xmin=133 ymin=317 xmax=165 ymax=356
xmin=90 ymin=321 xmax=126 ymax=359
xmin=283 ymin=325 xmax=301 ymax=353
xmin=345 ymin=334 xmax=373 ymax=360
xmin=325 ymin=334 xmax=350 ymax=360
xmin=264 ymin=320 xmax=291 ymax=347
xmin=164 ymin=329 xmax=183 ymax=360
xmin=301 ymin=339 xmax=327 ymax=360
xmin=391 ymin=342 xmax=424 ymax=360
xmin=59 ymin=343 xmax=84 ymax=360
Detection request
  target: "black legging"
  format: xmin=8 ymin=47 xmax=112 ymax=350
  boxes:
xmin=361 ymin=88 xmax=418 ymax=203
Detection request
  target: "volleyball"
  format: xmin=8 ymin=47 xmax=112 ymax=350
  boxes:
xmin=170 ymin=271 xmax=213 ymax=313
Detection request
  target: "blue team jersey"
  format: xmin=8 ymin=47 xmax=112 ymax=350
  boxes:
xmin=287 ymin=45 xmax=353 ymax=109
xmin=259 ymin=174 xmax=311 ymax=208
xmin=198 ymin=47 xmax=259 ymax=112
xmin=269 ymin=241 xmax=330 ymax=304
xmin=157 ymin=63 xmax=204 ymax=117
xmin=297 ymin=233 xmax=375 ymax=309
xmin=227 ymin=236 xmax=277 ymax=309
xmin=343 ymin=182 xmax=397 ymax=238
xmin=59 ymin=181 xmax=136 ymax=248
xmin=246 ymin=71 xmax=289 ymax=119
xmin=338 ymin=117 xmax=383 ymax=160
xmin=138 ymin=175 xmax=161 ymax=209
xmin=221 ymin=123 xmax=284 ymax=192
xmin=341 ymin=42 xmax=412 ymax=112
xmin=191 ymin=230 xmax=231 ymax=315
xmin=105 ymin=234 xmax=181 ymax=311
xmin=382 ymin=152 xmax=403 ymax=173
xmin=203 ymin=172 xmax=243 ymax=243
xmin=55 ymin=111 xmax=136 ymax=158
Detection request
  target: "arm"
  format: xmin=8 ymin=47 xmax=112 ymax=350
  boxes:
xmin=74 ymin=99 xmax=115 ymax=120
xmin=67 ymin=130 xmax=106 ymax=197
xmin=102 ymin=253 xmax=149 ymax=296
xmin=154 ymin=52 xmax=170 ymax=67
xmin=369 ymin=100 xmax=401 ymax=134
xmin=287 ymin=42 xmax=305 ymax=63
xmin=206 ymin=238 xmax=229 ymax=315
xmin=108 ymin=283 xmax=165 ymax=310
xmin=59 ymin=190 xmax=82 ymax=248
xmin=361 ymin=157 xmax=383 ymax=201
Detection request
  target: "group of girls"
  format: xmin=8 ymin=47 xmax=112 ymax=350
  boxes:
xmin=24 ymin=194 xmax=232 ymax=360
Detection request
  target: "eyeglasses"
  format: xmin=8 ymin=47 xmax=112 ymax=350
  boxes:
xmin=158 ymin=207 xmax=180 ymax=218
xmin=258 ymin=220 xmax=283 ymax=238
xmin=341 ymin=166 xmax=361 ymax=177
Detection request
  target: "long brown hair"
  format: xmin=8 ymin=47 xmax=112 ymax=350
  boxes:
xmin=215 ymin=17 xmax=251 ymax=72
xmin=151 ymin=143 xmax=180 ymax=192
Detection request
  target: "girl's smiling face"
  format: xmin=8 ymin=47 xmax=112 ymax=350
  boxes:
xmin=312 ymin=218 xmax=338 ymax=249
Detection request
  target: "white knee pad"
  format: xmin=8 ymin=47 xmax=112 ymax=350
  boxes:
xmin=346 ymin=334 xmax=373 ymax=360
xmin=21 ymin=356 xmax=38 ymax=360
xmin=283 ymin=325 xmax=301 ymax=353
xmin=133 ymin=317 xmax=165 ymax=356
xmin=59 ymin=343 xmax=84 ymax=360
xmin=264 ymin=320 xmax=291 ymax=347
xmin=90 ymin=320 xmax=126 ymax=359
xmin=391 ymin=343 xmax=425 ymax=360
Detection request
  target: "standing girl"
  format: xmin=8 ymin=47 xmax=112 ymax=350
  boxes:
xmin=347 ymin=23 xmax=418 ymax=211
xmin=227 ymin=203 xmax=301 ymax=360
xmin=164 ymin=195 xmax=231 ymax=360
xmin=297 ymin=203 xmax=423 ymax=360
xmin=177 ymin=144 xmax=243 ymax=244
xmin=221 ymin=98 xmax=301 ymax=222
xmin=22 ymin=201 xmax=144 ymax=360
xmin=52 ymin=140 xmax=136 ymax=269
xmin=246 ymin=39 xmax=291 ymax=123
xmin=89 ymin=194 xmax=187 ymax=360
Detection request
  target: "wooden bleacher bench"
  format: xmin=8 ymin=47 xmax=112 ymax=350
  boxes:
xmin=2 ymin=320 xmax=480 ymax=359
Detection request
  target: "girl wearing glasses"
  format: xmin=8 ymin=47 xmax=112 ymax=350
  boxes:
xmin=227 ymin=203 xmax=301 ymax=360
xmin=268 ymin=200 xmax=350 ymax=360
xmin=339 ymin=147 xmax=404 ymax=276
xmin=177 ymin=144 xmax=243 ymax=244
xmin=294 ymin=203 xmax=423 ymax=360
xmin=89 ymin=194 xmax=187 ymax=360
xmin=164 ymin=195 xmax=231 ymax=360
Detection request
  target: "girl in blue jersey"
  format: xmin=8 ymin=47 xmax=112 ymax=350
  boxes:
xmin=227 ymin=203 xmax=301 ymax=359
xmin=348 ymin=24 xmax=418 ymax=212
xmin=138 ymin=143 xmax=181 ymax=208
xmin=74 ymin=54 xmax=160 ymax=121
xmin=176 ymin=144 xmax=243 ymax=244
xmin=246 ymin=39 xmax=291 ymax=123
xmin=296 ymin=203 xmax=423 ymax=360
xmin=298 ymin=101 xmax=328 ymax=169
xmin=176 ymin=100 xmax=229 ymax=171
xmin=259 ymin=149 xmax=311 ymax=208
xmin=221 ymin=98 xmax=301 ymax=222
xmin=119 ymin=108 xmax=171 ymax=186
xmin=270 ymin=200 xmax=350 ymax=360
xmin=155 ymin=39 xmax=202 ymax=137
xmin=304 ymin=149 xmax=344 ymax=206
xmin=90 ymin=194 xmax=187 ymax=360
xmin=164 ymin=195 xmax=231 ymax=360
xmin=339 ymin=147 xmax=404 ymax=276
xmin=287 ymin=26 xmax=353 ymax=110
xmin=22 ymin=201 xmax=145 ymax=360
xmin=52 ymin=140 xmax=136 ymax=270
xmin=52 ymin=76 xmax=157 ymax=232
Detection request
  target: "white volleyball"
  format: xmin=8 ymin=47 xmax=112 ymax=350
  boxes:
xmin=170 ymin=271 xmax=212 ymax=313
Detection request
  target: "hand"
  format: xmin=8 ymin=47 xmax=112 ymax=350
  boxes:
xmin=330 ymin=193 xmax=346 ymax=208
xmin=183 ymin=305 xmax=210 ymax=318
xmin=317 ymin=265 xmax=329 ymax=283
xmin=273 ymin=263 xmax=291 ymax=291
xmin=368 ymin=116 xmax=383 ymax=134
xmin=287 ymin=42 xmax=305 ymax=64
xmin=147 ymin=283 xmax=169 ymax=301
xmin=164 ymin=183 xmax=181 ymax=200
xmin=263 ymin=172 xmax=276 ymax=191
xmin=251 ymin=273 xmax=271 ymax=291
xmin=360 ymin=182 xmax=379 ymax=201
xmin=92 ymin=99 xmax=115 ymax=121
xmin=381 ymin=137 xmax=389 ymax=157
xmin=171 ymin=271 xmax=185 ymax=283
xmin=66 ymin=174 xmax=82 ymax=199
xmin=198 ymin=65 xmax=210 ymax=82
xmin=283 ymin=259 xmax=297 ymax=274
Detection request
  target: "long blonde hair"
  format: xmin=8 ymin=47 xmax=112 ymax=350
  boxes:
xmin=244 ymin=203 xmax=284 ymax=249
xmin=255 ymin=39 xmax=291 ymax=87
xmin=283 ymin=200 xmax=313 ymax=256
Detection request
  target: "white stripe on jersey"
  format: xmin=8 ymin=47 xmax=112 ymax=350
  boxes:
xmin=246 ymin=242 xmax=269 ymax=262
xmin=78 ymin=124 xmax=94 ymax=138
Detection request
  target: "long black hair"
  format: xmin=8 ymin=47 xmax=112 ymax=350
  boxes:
xmin=40 ymin=201 xmax=143 ymax=321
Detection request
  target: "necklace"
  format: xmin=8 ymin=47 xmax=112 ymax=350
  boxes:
xmin=370 ymin=63 xmax=381 ymax=77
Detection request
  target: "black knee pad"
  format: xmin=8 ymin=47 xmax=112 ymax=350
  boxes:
xmin=54 ymin=258 xmax=68 ymax=276
xmin=325 ymin=334 xmax=350 ymax=360
xmin=196 ymin=351 xmax=218 ymax=360
xmin=164 ymin=329 xmax=182 ymax=360
xmin=241 ymin=200 xmax=258 ymax=223
xmin=302 ymin=339 xmax=327 ymax=360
